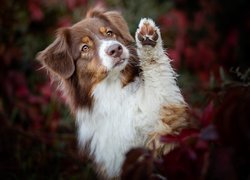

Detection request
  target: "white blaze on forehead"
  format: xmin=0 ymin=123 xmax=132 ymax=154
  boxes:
xmin=98 ymin=40 xmax=129 ymax=70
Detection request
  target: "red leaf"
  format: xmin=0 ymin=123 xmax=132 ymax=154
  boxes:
xmin=57 ymin=16 xmax=72 ymax=27
xmin=65 ymin=0 xmax=76 ymax=11
xmin=28 ymin=0 xmax=44 ymax=21
xmin=16 ymin=85 xmax=29 ymax=98
xmin=195 ymin=139 xmax=209 ymax=150
xmin=40 ymin=83 xmax=52 ymax=99
xmin=28 ymin=95 xmax=46 ymax=105
xmin=168 ymin=49 xmax=181 ymax=69
xmin=160 ymin=128 xmax=199 ymax=143
xmin=200 ymin=101 xmax=214 ymax=127
xmin=199 ymin=124 xmax=218 ymax=141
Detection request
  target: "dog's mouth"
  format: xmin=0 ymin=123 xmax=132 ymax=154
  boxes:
xmin=112 ymin=58 xmax=128 ymax=69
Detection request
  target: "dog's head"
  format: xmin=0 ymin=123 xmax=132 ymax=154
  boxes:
xmin=37 ymin=8 xmax=139 ymax=111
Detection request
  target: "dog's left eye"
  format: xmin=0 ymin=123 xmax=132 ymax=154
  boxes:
xmin=81 ymin=44 xmax=89 ymax=52
xmin=106 ymin=30 xmax=113 ymax=36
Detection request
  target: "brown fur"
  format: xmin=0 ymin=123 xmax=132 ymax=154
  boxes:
xmin=146 ymin=104 xmax=189 ymax=156
xmin=37 ymin=28 xmax=75 ymax=79
xmin=160 ymin=104 xmax=189 ymax=132
xmin=37 ymin=8 xmax=140 ymax=113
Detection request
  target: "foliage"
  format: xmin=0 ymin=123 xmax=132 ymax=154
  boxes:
xmin=0 ymin=0 xmax=249 ymax=179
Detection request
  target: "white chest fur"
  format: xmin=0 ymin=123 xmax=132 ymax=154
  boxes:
xmin=76 ymin=76 xmax=143 ymax=177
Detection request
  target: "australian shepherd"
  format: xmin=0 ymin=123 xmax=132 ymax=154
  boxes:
xmin=37 ymin=7 xmax=189 ymax=179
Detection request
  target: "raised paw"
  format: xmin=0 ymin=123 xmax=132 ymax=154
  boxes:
xmin=136 ymin=18 xmax=160 ymax=47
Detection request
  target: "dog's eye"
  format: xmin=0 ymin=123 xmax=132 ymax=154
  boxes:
xmin=81 ymin=44 xmax=89 ymax=52
xmin=106 ymin=30 xmax=113 ymax=36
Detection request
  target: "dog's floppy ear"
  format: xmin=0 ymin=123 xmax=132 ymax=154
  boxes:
xmin=36 ymin=28 xmax=75 ymax=79
xmin=103 ymin=11 xmax=134 ymax=43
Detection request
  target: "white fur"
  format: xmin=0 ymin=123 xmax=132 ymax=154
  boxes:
xmin=76 ymin=18 xmax=185 ymax=178
xmin=99 ymin=40 xmax=129 ymax=72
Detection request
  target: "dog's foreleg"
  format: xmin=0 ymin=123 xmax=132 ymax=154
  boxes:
xmin=135 ymin=18 xmax=185 ymax=106
xmin=135 ymin=18 xmax=189 ymax=154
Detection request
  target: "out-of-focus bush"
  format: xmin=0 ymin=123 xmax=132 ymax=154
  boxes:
xmin=0 ymin=0 xmax=249 ymax=179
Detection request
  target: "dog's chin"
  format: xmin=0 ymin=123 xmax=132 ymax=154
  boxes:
xmin=111 ymin=58 xmax=128 ymax=71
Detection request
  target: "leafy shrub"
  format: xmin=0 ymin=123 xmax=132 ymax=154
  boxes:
xmin=0 ymin=0 xmax=249 ymax=179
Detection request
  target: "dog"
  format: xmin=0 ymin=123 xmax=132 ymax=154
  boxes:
xmin=37 ymin=8 xmax=188 ymax=179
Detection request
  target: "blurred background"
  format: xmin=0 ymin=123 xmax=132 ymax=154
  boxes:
xmin=0 ymin=0 xmax=249 ymax=179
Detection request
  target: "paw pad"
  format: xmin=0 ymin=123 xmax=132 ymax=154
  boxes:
xmin=137 ymin=19 xmax=159 ymax=47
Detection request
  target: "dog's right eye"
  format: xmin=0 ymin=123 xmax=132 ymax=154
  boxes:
xmin=81 ymin=44 xmax=89 ymax=52
xmin=106 ymin=30 xmax=113 ymax=36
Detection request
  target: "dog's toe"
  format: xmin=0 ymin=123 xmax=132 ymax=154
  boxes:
xmin=136 ymin=18 xmax=160 ymax=47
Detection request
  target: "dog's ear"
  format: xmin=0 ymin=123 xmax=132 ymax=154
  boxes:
xmin=36 ymin=28 xmax=75 ymax=79
xmin=103 ymin=11 xmax=134 ymax=43
xmin=86 ymin=6 xmax=106 ymax=18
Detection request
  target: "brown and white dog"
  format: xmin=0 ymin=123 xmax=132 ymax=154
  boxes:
xmin=37 ymin=8 xmax=188 ymax=179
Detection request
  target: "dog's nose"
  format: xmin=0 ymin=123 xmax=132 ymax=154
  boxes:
xmin=106 ymin=44 xmax=123 ymax=58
